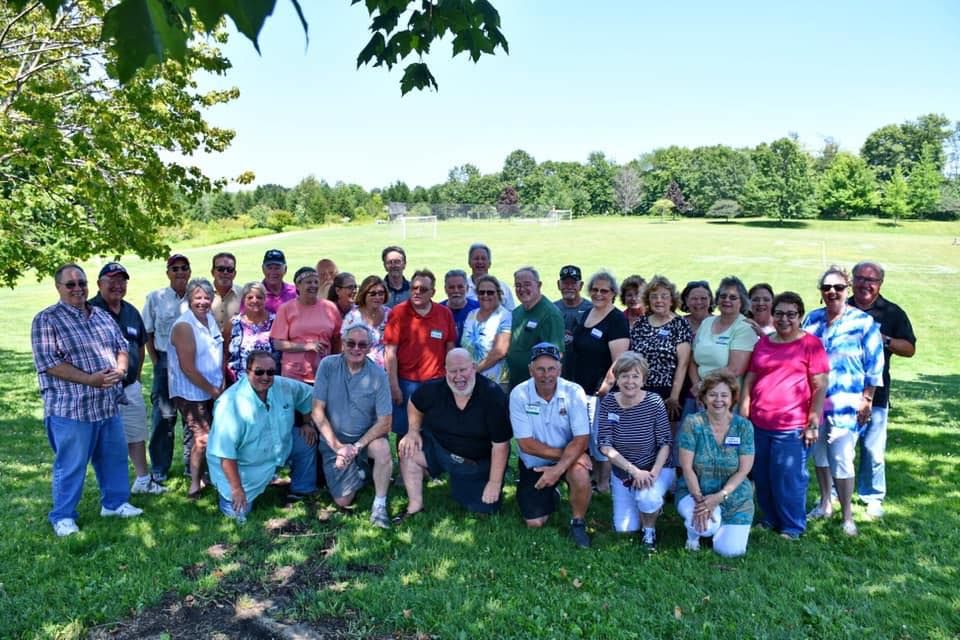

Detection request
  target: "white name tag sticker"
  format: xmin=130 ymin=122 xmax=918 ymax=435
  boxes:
xmin=525 ymin=403 xmax=541 ymax=415
xmin=716 ymin=335 xmax=730 ymax=345
xmin=657 ymin=328 xmax=671 ymax=337
xmin=590 ymin=328 xmax=603 ymax=339
xmin=607 ymin=413 xmax=620 ymax=423
xmin=724 ymin=435 xmax=741 ymax=446
xmin=429 ymin=329 xmax=443 ymax=340
xmin=526 ymin=320 xmax=538 ymax=329
xmin=126 ymin=326 xmax=139 ymax=337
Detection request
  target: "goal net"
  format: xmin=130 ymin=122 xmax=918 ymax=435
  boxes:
xmin=395 ymin=215 xmax=438 ymax=240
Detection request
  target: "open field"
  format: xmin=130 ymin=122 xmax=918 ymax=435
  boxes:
xmin=1 ymin=217 xmax=958 ymax=638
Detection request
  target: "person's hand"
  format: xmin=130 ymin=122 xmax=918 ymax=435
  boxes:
xmin=857 ymin=395 xmax=873 ymax=426
xmin=745 ymin=318 xmax=765 ymax=338
xmin=693 ymin=493 xmax=720 ymax=532
xmin=803 ymin=416 xmax=819 ymax=448
xmin=230 ymin=486 xmax=247 ymax=514
xmin=533 ymin=464 xmax=563 ymax=489
xmin=335 ymin=444 xmax=357 ymax=469
xmin=93 ymin=368 xmax=123 ymax=388
xmin=481 ymin=479 xmax=502 ymax=504
xmin=630 ymin=467 xmax=654 ymax=489
xmin=298 ymin=425 xmax=318 ymax=447
xmin=391 ymin=385 xmax=403 ymax=406
xmin=665 ymin=397 xmax=682 ymax=419
xmin=398 ymin=431 xmax=421 ymax=459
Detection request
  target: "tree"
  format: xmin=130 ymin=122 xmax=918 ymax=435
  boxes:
xmin=742 ymin=138 xmax=816 ymax=221
xmin=0 ymin=1 xmax=236 ymax=287
xmin=907 ymin=145 xmax=943 ymax=218
xmin=612 ymin=166 xmax=642 ymax=214
xmin=496 ymin=185 xmax=519 ymax=216
xmin=664 ymin=181 xmax=690 ymax=217
xmin=500 ymin=150 xmax=536 ymax=188
xmin=706 ymin=199 xmax=743 ymax=223
xmin=861 ymin=113 xmax=953 ymax=181
xmin=649 ymin=198 xmax=675 ymax=223
xmin=382 ymin=180 xmax=412 ymax=203
xmin=582 ymin=151 xmax=615 ymax=215
xmin=682 ymin=146 xmax=754 ymax=215
xmin=880 ymin=166 xmax=910 ymax=225
xmin=816 ymin=152 xmax=879 ymax=218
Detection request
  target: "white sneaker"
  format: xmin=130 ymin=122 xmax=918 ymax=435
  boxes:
xmin=100 ymin=502 xmax=143 ymax=518
xmin=865 ymin=502 xmax=884 ymax=519
xmin=841 ymin=520 xmax=859 ymax=537
xmin=131 ymin=478 xmax=167 ymax=495
xmin=685 ymin=538 xmax=700 ymax=551
xmin=53 ymin=518 xmax=79 ymax=537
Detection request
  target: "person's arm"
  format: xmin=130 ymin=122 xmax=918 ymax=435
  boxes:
xmin=597 ymin=337 xmax=629 ymax=396
xmin=397 ymin=397 xmax=424 ymax=457
xmin=476 ymin=332 xmax=510 ymax=373
xmin=723 ymin=349 xmax=752 ymax=378
xmin=805 ymin=372 xmax=828 ymax=447
xmin=219 ymin=458 xmax=247 ymax=513
xmin=482 ymin=440 xmax=510 ymax=503
xmin=694 ymin=452 xmax=755 ymax=522
xmin=46 ymin=362 xmax=122 ymax=388
xmin=384 ymin=343 xmax=402 ymax=405
xmin=739 ymin=371 xmax=755 ymax=417
xmin=687 ymin=356 xmax=701 ymax=400
xmin=666 ymin=341 xmax=691 ymax=417
xmin=884 ymin=335 xmax=915 ymax=358
xmin=134 ymin=344 xmax=146 ymax=381
xmin=171 ymin=323 xmax=221 ymax=398
xmin=272 ymin=338 xmax=323 ymax=353
xmin=311 ymin=398 xmax=341 ymax=451
xmin=146 ymin=333 xmax=159 ymax=366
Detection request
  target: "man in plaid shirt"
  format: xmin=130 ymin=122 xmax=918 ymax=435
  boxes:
xmin=32 ymin=263 xmax=144 ymax=537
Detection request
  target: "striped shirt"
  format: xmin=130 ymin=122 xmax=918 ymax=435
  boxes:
xmin=802 ymin=306 xmax=884 ymax=432
xmin=143 ymin=287 xmax=188 ymax=352
xmin=31 ymin=302 xmax=128 ymax=421
xmin=597 ymin=391 xmax=672 ymax=476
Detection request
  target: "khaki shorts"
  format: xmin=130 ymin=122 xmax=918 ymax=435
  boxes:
xmin=119 ymin=381 xmax=148 ymax=444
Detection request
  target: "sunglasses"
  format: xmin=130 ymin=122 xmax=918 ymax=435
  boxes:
xmin=368 ymin=290 xmax=386 ymax=297
xmin=820 ymin=284 xmax=848 ymax=293
xmin=252 ymin=368 xmax=276 ymax=377
xmin=345 ymin=340 xmax=370 ymax=349
xmin=477 ymin=289 xmax=498 ymax=297
xmin=716 ymin=293 xmax=740 ymax=301
xmin=169 ymin=266 xmax=189 ymax=273
xmin=214 ymin=266 xmax=236 ymax=274
xmin=61 ymin=280 xmax=88 ymax=289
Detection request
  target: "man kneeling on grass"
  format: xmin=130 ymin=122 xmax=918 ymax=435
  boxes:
xmin=394 ymin=349 xmax=511 ymax=521
xmin=311 ymin=322 xmax=394 ymax=528
xmin=207 ymin=351 xmax=319 ymax=522
xmin=510 ymin=342 xmax=593 ymax=548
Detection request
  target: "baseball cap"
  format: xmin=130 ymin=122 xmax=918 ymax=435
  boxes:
xmin=530 ymin=342 xmax=562 ymax=362
xmin=166 ymin=254 xmax=190 ymax=268
xmin=559 ymin=265 xmax=582 ymax=281
xmin=263 ymin=249 xmax=286 ymax=266
xmin=98 ymin=262 xmax=129 ymax=279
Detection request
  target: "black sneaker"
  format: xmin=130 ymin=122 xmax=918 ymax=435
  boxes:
xmin=642 ymin=528 xmax=657 ymax=552
xmin=570 ymin=518 xmax=591 ymax=549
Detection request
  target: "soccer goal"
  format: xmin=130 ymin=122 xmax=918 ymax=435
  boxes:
xmin=396 ymin=215 xmax=438 ymax=240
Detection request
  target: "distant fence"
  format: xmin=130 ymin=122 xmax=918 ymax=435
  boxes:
xmin=387 ymin=202 xmax=572 ymax=221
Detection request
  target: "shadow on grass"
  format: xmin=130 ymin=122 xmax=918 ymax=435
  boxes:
xmin=740 ymin=219 xmax=810 ymax=229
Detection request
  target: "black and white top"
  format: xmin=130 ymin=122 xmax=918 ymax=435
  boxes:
xmin=596 ymin=392 xmax=672 ymax=478
xmin=629 ymin=315 xmax=693 ymax=389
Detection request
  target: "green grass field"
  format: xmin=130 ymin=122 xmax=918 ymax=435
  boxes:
xmin=1 ymin=217 xmax=958 ymax=639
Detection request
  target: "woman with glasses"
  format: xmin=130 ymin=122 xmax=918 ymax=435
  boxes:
xmin=566 ymin=270 xmax=630 ymax=493
xmin=746 ymin=283 xmax=776 ymax=337
xmin=689 ymin=275 xmax=757 ymax=405
xmin=801 ymin=266 xmax=884 ymax=537
xmin=227 ymin=282 xmax=280 ymax=383
xmin=740 ymin=291 xmax=829 ymax=539
xmin=327 ymin=272 xmax=358 ymax=318
xmin=462 ymin=274 xmax=512 ymax=389
xmin=344 ymin=275 xmax=391 ymax=369
xmin=271 ymin=266 xmax=342 ymax=385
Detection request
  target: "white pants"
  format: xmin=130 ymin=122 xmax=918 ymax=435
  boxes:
xmin=677 ymin=495 xmax=750 ymax=557
xmin=611 ymin=467 xmax=675 ymax=533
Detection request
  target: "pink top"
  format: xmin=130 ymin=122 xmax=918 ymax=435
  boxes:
xmin=747 ymin=333 xmax=829 ymax=431
xmin=270 ymin=298 xmax=342 ymax=384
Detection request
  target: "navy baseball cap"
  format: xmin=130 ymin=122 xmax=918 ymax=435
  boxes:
xmin=98 ymin=262 xmax=129 ymax=279
xmin=530 ymin=342 xmax=562 ymax=362
xmin=559 ymin=265 xmax=582 ymax=281
xmin=263 ymin=249 xmax=286 ymax=266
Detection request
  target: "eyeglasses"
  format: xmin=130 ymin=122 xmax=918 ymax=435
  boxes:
xmin=214 ymin=266 xmax=236 ymax=274
xmin=477 ymin=289 xmax=498 ymax=297
xmin=169 ymin=266 xmax=189 ymax=273
xmin=853 ymin=275 xmax=882 ymax=284
xmin=773 ymin=310 xmax=800 ymax=319
xmin=344 ymin=340 xmax=369 ymax=350
xmin=590 ymin=287 xmax=612 ymax=295
xmin=820 ymin=284 xmax=847 ymax=293
xmin=716 ymin=293 xmax=740 ymax=301
xmin=368 ymin=290 xmax=386 ymax=297
xmin=61 ymin=280 xmax=88 ymax=289
xmin=251 ymin=368 xmax=276 ymax=377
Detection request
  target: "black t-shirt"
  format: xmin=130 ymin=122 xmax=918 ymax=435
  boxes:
xmin=565 ymin=307 xmax=629 ymax=395
xmin=849 ymin=295 xmax=916 ymax=408
xmin=88 ymin=293 xmax=147 ymax=388
xmin=411 ymin=375 xmax=512 ymax=460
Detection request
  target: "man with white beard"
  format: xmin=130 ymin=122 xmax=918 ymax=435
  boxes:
xmin=394 ymin=349 xmax=511 ymax=521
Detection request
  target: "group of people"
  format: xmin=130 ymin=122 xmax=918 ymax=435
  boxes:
xmin=31 ymin=243 xmax=915 ymax=557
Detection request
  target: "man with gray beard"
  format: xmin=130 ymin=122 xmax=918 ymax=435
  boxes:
xmin=394 ymin=349 xmax=511 ymax=521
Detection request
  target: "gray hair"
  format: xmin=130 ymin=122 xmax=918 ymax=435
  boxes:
xmin=514 ymin=265 xmax=540 ymax=282
xmin=186 ymin=278 xmax=215 ymax=301
xmin=612 ymin=351 xmax=649 ymax=380
xmin=445 ymin=269 xmax=468 ymax=283
xmin=717 ymin=275 xmax=751 ymax=314
xmin=852 ymin=260 xmax=885 ymax=282
xmin=54 ymin=263 xmax=85 ymax=284
xmin=341 ymin=320 xmax=375 ymax=343
xmin=818 ymin=264 xmax=850 ymax=288
xmin=587 ymin=269 xmax=618 ymax=295
xmin=240 ymin=281 xmax=267 ymax=300
xmin=468 ymin=242 xmax=491 ymax=262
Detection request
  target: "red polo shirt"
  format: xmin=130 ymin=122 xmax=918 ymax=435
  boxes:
xmin=383 ymin=301 xmax=457 ymax=381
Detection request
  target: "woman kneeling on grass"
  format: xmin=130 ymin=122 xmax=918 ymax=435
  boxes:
xmin=676 ymin=370 xmax=754 ymax=556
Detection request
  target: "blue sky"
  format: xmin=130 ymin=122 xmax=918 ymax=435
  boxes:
xmin=191 ymin=0 xmax=960 ymax=190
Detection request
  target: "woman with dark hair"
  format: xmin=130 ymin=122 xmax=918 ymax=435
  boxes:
xmin=327 ymin=272 xmax=358 ymax=318
xmin=746 ymin=283 xmax=775 ymax=337
xmin=344 ymin=275 xmax=391 ymax=369
xmin=741 ymin=291 xmax=829 ymax=539
xmin=680 ymin=280 xmax=714 ymax=336
xmin=620 ymin=275 xmax=647 ymax=329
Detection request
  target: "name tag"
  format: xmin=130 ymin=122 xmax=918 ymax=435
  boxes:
xmin=715 ymin=335 xmax=730 ymax=345
xmin=724 ymin=435 xmax=741 ymax=447
xmin=657 ymin=328 xmax=671 ymax=337
xmin=429 ymin=329 xmax=443 ymax=340
xmin=590 ymin=328 xmax=603 ymax=339
xmin=525 ymin=403 xmax=541 ymax=415
xmin=126 ymin=326 xmax=139 ymax=338
xmin=607 ymin=413 xmax=620 ymax=423
xmin=526 ymin=320 xmax=538 ymax=330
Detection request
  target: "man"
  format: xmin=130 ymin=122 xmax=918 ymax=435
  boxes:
xmin=311 ymin=322 xmax=393 ymax=527
xmin=315 ymin=257 xmax=338 ymax=299
xmin=554 ymin=265 xmax=592 ymax=348
xmin=383 ymin=269 xmax=457 ymax=436
xmin=506 ymin=267 xmax=565 ymax=389
xmin=206 ymin=351 xmax=319 ymax=521
xmin=210 ymin=252 xmax=241 ymax=333
xmin=440 ymin=269 xmax=479 ymax=345
xmin=849 ymin=260 xmax=916 ymax=519
xmin=465 ymin=242 xmax=516 ymax=310
xmin=142 ymin=254 xmax=191 ymax=482
xmin=262 ymin=249 xmax=297 ymax=314
xmin=382 ymin=245 xmax=410 ymax=306
xmin=32 ymin=263 xmax=143 ymax=536
xmin=89 ymin=262 xmax=164 ymax=495
xmin=510 ymin=342 xmax=593 ymax=547
xmin=395 ymin=349 xmax=511 ymax=519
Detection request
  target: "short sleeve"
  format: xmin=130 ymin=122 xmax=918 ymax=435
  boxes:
xmin=508 ymin=384 xmax=534 ymax=441
xmin=496 ymin=308 xmax=512 ymax=334
xmin=568 ymin=383 xmax=591 ymax=438
xmin=729 ymin=318 xmax=758 ymax=352
xmin=382 ymin=306 xmax=401 ymax=345
xmin=374 ymin=370 xmax=392 ymax=417
xmin=142 ymin=292 xmax=156 ymax=333
xmin=735 ymin=416 xmax=755 ymax=455
xmin=209 ymin=396 xmax=246 ymax=458
xmin=311 ymin=357 xmax=332 ymax=401
xmin=289 ymin=378 xmax=314 ymax=414
xmin=270 ymin=303 xmax=292 ymax=340
xmin=31 ymin=311 xmax=63 ymax=372
xmin=485 ymin=384 xmax=512 ymax=443
xmin=543 ymin=308 xmax=566 ymax=353
xmin=674 ymin=316 xmax=693 ymax=345
xmin=677 ymin=414 xmax=698 ymax=452
xmin=806 ymin=335 xmax=830 ymax=376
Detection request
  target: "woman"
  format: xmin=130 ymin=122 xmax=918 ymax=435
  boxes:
xmin=676 ymin=371 xmax=755 ymax=556
xmin=629 ymin=275 xmax=692 ymax=421
xmin=168 ymin=278 xmax=224 ymax=499
xmin=802 ymin=266 xmax=883 ymax=537
xmin=227 ymin=282 xmax=280 ymax=382
xmin=680 ymin=280 xmax=714 ymax=336
xmin=566 ymin=270 xmax=630 ymax=493
xmin=620 ymin=275 xmax=647 ymax=329
xmin=343 ymin=275 xmax=390 ymax=369
xmin=327 ymin=272 xmax=358 ymax=318
xmin=689 ymin=275 xmax=757 ymax=401
xmin=741 ymin=291 xmax=828 ymax=539
xmin=461 ymin=274 xmax=511 ymax=387
xmin=746 ymin=283 xmax=775 ymax=337
xmin=270 ymin=266 xmax=342 ymax=384
xmin=598 ymin=352 xmax=673 ymax=550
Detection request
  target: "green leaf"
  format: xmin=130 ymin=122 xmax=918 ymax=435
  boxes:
xmin=101 ymin=0 xmax=190 ymax=83
xmin=192 ymin=0 xmax=278 ymax=51
xmin=399 ymin=61 xmax=437 ymax=95
xmin=356 ymin=32 xmax=386 ymax=68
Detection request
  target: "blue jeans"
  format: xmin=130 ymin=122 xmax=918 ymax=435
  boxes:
xmin=858 ymin=406 xmax=888 ymax=503
xmin=46 ymin=414 xmax=130 ymax=524
xmin=753 ymin=427 xmax=808 ymax=537
xmin=391 ymin=378 xmax=427 ymax=437
xmin=218 ymin=493 xmax=253 ymax=523
xmin=148 ymin=352 xmax=190 ymax=477
xmin=288 ymin=424 xmax=319 ymax=495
